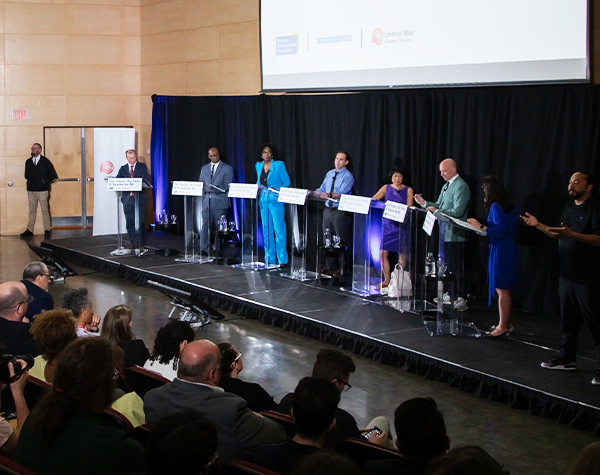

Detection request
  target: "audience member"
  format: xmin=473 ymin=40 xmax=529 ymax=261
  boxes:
xmin=146 ymin=410 xmax=219 ymax=475
xmin=290 ymin=451 xmax=360 ymax=475
xmin=144 ymin=339 xmax=286 ymax=462
xmin=0 ymin=342 xmax=29 ymax=458
xmin=428 ymin=445 xmax=509 ymax=475
xmin=21 ymin=261 xmax=54 ymax=320
xmin=0 ymin=281 xmax=40 ymax=356
xmin=569 ymin=441 xmax=600 ymax=475
xmin=28 ymin=309 xmax=77 ymax=383
xmin=363 ymin=397 xmax=450 ymax=475
xmin=144 ymin=320 xmax=195 ymax=381
xmin=218 ymin=342 xmax=277 ymax=412
xmin=101 ymin=304 xmax=150 ymax=368
xmin=61 ymin=287 xmax=100 ymax=337
xmin=254 ymin=377 xmax=339 ymax=474
xmin=15 ymin=338 xmax=147 ymax=474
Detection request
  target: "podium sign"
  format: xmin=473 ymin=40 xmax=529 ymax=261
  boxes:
xmin=229 ymin=183 xmax=258 ymax=199
xmin=338 ymin=195 xmax=371 ymax=214
xmin=278 ymin=187 xmax=308 ymax=205
xmin=172 ymin=181 xmax=204 ymax=196
xmin=107 ymin=177 xmax=142 ymax=192
xmin=423 ymin=211 xmax=436 ymax=236
xmin=383 ymin=201 xmax=408 ymax=223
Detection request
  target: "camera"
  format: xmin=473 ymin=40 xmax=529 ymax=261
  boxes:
xmin=0 ymin=354 xmax=34 ymax=383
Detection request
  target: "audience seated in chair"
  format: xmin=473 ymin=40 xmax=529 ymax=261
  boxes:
xmin=254 ymin=377 xmax=339 ymax=475
xmin=101 ymin=305 xmax=150 ymax=368
xmin=21 ymin=261 xmax=54 ymax=322
xmin=569 ymin=441 xmax=600 ymax=475
xmin=363 ymin=397 xmax=449 ymax=475
xmin=289 ymin=451 xmax=359 ymax=475
xmin=145 ymin=410 xmax=218 ymax=475
xmin=144 ymin=320 xmax=195 ymax=381
xmin=218 ymin=342 xmax=277 ymax=412
xmin=0 ymin=343 xmax=29 ymax=459
xmin=28 ymin=309 xmax=77 ymax=383
xmin=61 ymin=288 xmax=100 ymax=338
xmin=0 ymin=282 xmax=40 ymax=357
xmin=143 ymin=339 xmax=286 ymax=462
xmin=428 ymin=445 xmax=509 ymax=475
xmin=14 ymin=338 xmax=147 ymax=475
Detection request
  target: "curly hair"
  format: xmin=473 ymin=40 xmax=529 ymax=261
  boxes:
xmin=30 ymin=309 xmax=77 ymax=362
xmin=61 ymin=288 xmax=91 ymax=318
xmin=32 ymin=338 xmax=116 ymax=447
xmin=149 ymin=320 xmax=195 ymax=368
xmin=100 ymin=305 xmax=135 ymax=344
xmin=217 ymin=342 xmax=239 ymax=376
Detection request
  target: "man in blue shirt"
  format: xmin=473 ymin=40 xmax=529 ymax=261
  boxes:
xmin=315 ymin=151 xmax=354 ymax=273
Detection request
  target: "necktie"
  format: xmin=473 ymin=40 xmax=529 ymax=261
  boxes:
xmin=211 ymin=164 xmax=215 ymax=179
xmin=443 ymin=181 xmax=449 ymax=192
xmin=129 ymin=165 xmax=134 ymax=196
xmin=329 ymin=172 xmax=338 ymax=195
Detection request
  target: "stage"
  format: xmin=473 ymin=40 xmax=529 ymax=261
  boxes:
xmin=42 ymin=230 xmax=600 ymax=435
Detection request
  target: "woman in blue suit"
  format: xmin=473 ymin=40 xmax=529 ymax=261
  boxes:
xmin=255 ymin=144 xmax=290 ymax=267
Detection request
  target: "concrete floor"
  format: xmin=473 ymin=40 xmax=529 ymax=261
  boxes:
xmin=1 ymin=232 xmax=596 ymax=475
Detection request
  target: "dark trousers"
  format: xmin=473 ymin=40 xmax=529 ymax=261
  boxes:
xmin=201 ymin=206 xmax=228 ymax=253
xmin=323 ymin=207 xmax=351 ymax=269
xmin=441 ymin=241 xmax=465 ymax=298
xmin=559 ymin=277 xmax=600 ymax=363
xmin=123 ymin=202 xmax=145 ymax=246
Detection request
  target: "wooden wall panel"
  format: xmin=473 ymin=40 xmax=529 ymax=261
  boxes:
xmin=185 ymin=26 xmax=219 ymax=62
xmin=184 ymin=0 xmax=218 ymax=29
xmin=65 ymin=35 xmax=122 ymax=65
xmin=66 ymin=65 xmax=123 ymax=95
xmin=0 ymin=128 xmax=6 ymax=157
xmin=219 ymin=0 xmax=258 ymax=24
xmin=5 ymin=65 xmax=65 ymax=95
xmin=185 ymin=60 xmax=219 ymax=95
xmin=123 ymin=6 xmax=141 ymax=37
xmin=219 ymin=57 xmax=259 ymax=95
xmin=123 ymin=36 xmax=141 ymax=65
xmin=219 ymin=21 xmax=258 ymax=60
xmin=123 ymin=95 xmax=141 ymax=125
xmin=65 ymin=5 xmax=122 ymax=36
xmin=123 ymin=66 xmax=141 ymax=95
xmin=154 ymin=62 xmax=184 ymax=94
xmin=153 ymin=31 xmax=184 ymax=64
xmin=6 ymin=155 xmax=27 ymax=189
xmin=6 ymin=126 xmax=44 ymax=158
xmin=66 ymin=95 xmax=124 ymax=124
xmin=5 ymin=34 xmax=65 ymax=65
xmin=153 ymin=0 xmax=183 ymax=34
xmin=4 ymin=3 xmax=66 ymax=35
xmin=140 ymin=64 xmax=154 ymax=95
xmin=5 ymin=96 xmax=67 ymax=126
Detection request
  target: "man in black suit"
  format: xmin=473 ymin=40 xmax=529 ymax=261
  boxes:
xmin=21 ymin=143 xmax=58 ymax=239
xmin=199 ymin=147 xmax=233 ymax=254
xmin=0 ymin=281 xmax=40 ymax=356
xmin=116 ymin=149 xmax=148 ymax=249
xmin=21 ymin=261 xmax=53 ymax=321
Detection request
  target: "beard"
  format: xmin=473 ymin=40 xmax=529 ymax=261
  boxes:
xmin=568 ymin=188 xmax=585 ymax=200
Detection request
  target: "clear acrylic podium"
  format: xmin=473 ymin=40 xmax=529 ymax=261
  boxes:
xmin=108 ymin=178 xmax=149 ymax=257
xmin=175 ymin=194 xmax=213 ymax=264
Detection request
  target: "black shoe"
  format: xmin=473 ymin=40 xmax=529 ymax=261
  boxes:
xmin=44 ymin=230 xmax=51 ymax=239
xmin=279 ymin=262 xmax=289 ymax=269
xmin=541 ymin=355 xmax=577 ymax=370
xmin=592 ymin=368 xmax=600 ymax=386
xmin=20 ymin=230 xmax=33 ymax=238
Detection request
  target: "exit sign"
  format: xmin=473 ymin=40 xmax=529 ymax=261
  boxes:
xmin=12 ymin=109 xmax=30 ymax=120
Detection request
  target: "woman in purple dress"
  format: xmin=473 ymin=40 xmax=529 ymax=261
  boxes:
xmin=372 ymin=167 xmax=414 ymax=288
xmin=468 ymin=176 xmax=520 ymax=339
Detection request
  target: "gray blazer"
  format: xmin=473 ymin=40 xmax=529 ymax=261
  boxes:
xmin=199 ymin=161 xmax=233 ymax=212
xmin=144 ymin=378 xmax=285 ymax=462
xmin=426 ymin=175 xmax=470 ymax=242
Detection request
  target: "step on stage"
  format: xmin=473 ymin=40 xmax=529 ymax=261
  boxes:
xmin=42 ymin=231 xmax=600 ymax=436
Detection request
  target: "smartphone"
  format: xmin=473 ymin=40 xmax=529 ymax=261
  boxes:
xmin=363 ymin=426 xmax=383 ymax=439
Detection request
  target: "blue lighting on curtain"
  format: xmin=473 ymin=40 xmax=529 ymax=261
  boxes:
xmin=150 ymin=95 xmax=175 ymax=222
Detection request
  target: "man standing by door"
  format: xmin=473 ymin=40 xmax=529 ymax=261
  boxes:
xmin=20 ymin=143 xmax=58 ymax=239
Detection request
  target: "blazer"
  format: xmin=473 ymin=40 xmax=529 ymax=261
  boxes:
xmin=24 ymin=156 xmax=58 ymax=192
xmin=116 ymin=161 xmax=148 ymax=206
xmin=22 ymin=280 xmax=54 ymax=321
xmin=425 ymin=175 xmax=470 ymax=242
xmin=144 ymin=378 xmax=286 ymax=462
xmin=255 ymin=160 xmax=290 ymax=191
xmin=199 ymin=161 xmax=233 ymax=211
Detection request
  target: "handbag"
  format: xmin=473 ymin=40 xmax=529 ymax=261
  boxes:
xmin=388 ymin=264 xmax=412 ymax=298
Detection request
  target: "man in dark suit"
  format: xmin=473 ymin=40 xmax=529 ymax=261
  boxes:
xmin=21 ymin=261 xmax=53 ymax=321
xmin=21 ymin=143 xmax=58 ymax=239
xmin=116 ymin=149 xmax=148 ymax=249
xmin=0 ymin=281 xmax=40 ymax=356
xmin=199 ymin=147 xmax=233 ymax=254
xmin=143 ymin=339 xmax=285 ymax=463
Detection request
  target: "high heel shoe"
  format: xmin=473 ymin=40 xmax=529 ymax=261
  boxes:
xmin=484 ymin=329 xmax=510 ymax=339
xmin=489 ymin=324 xmax=514 ymax=333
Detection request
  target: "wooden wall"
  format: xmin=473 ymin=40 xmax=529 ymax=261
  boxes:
xmin=0 ymin=0 xmax=596 ymax=234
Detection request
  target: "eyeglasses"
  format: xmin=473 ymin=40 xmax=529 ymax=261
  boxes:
xmin=230 ymin=351 xmax=243 ymax=368
xmin=18 ymin=295 xmax=34 ymax=306
xmin=39 ymin=273 xmax=51 ymax=278
xmin=335 ymin=378 xmax=352 ymax=392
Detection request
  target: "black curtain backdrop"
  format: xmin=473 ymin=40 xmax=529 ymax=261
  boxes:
xmin=151 ymin=84 xmax=600 ymax=319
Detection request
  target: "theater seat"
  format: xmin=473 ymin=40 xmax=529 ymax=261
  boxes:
xmin=0 ymin=454 xmax=38 ymax=475
xmin=260 ymin=410 xmax=296 ymax=438
xmin=224 ymin=460 xmax=281 ymax=475
xmin=336 ymin=437 xmax=403 ymax=470
xmin=124 ymin=365 xmax=169 ymax=399
xmin=132 ymin=422 xmax=154 ymax=447
xmin=100 ymin=407 xmax=135 ymax=434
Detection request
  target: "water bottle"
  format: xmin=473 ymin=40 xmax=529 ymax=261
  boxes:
xmin=161 ymin=209 xmax=168 ymax=224
xmin=425 ymin=252 xmax=436 ymax=276
xmin=219 ymin=215 xmax=227 ymax=231
xmin=437 ymin=255 xmax=446 ymax=278
xmin=324 ymin=228 xmax=331 ymax=247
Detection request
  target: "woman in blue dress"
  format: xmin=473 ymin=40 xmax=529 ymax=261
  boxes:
xmin=255 ymin=144 xmax=290 ymax=268
xmin=372 ymin=167 xmax=414 ymax=288
xmin=468 ymin=176 xmax=519 ymax=339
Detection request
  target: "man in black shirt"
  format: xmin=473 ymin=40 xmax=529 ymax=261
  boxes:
xmin=0 ymin=281 xmax=40 ymax=357
xmin=522 ymin=171 xmax=600 ymax=384
xmin=21 ymin=143 xmax=58 ymax=239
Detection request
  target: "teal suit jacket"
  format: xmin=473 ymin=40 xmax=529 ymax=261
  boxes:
xmin=426 ymin=175 xmax=470 ymax=242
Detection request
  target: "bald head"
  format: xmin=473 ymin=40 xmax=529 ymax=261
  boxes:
xmin=439 ymin=158 xmax=457 ymax=182
xmin=0 ymin=281 xmax=29 ymax=321
xmin=177 ymin=340 xmax=221 ymax=385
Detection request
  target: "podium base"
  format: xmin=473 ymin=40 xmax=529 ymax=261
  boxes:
xmin=424 ymin=320 xmax=482 ymax=338
xmin=175 ymin=255 xmax=214 ymax=264
xmin=110 ymin=247 xmax=132 ymax=256
xmin=280 ymin=270 xmax=320 ymax=282
xmin=233 ymin=261 xmax=279 ymax=271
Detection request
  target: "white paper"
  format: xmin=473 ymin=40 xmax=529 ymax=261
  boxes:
xmin=229 ymin=183 xmax=259 ymax=199
xmin=338 ymin=195 xmax=372 ymax=214
xmin=423 ymin=211 xmax=437 ymax=236
xmin=107 ymin=177 xmax=142 ymax=192
xmin=172 ymin=181 xmax=204 ymax=196
xmin=278 ymin=187 xmax=309 ymax=205
xmin=383 ymin=201 xmax=408 ymax=223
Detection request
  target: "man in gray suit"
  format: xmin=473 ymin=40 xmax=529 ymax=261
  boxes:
xmin=199 ymin=147 xmax=233 ymax=254
xmin=415 ymin=158 xmax=470 ymax=309
xmin=143 ymin=339 xmax=285 ymax=463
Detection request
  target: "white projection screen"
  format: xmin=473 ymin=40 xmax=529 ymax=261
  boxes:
xmin=260 ymin=0 xmax=589 ymax=92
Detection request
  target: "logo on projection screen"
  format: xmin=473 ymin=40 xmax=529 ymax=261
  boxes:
xmin=372 ymin=28 xmax=383 ymax=45
xmin=100 ymin=161 xmax=114 ymax=174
